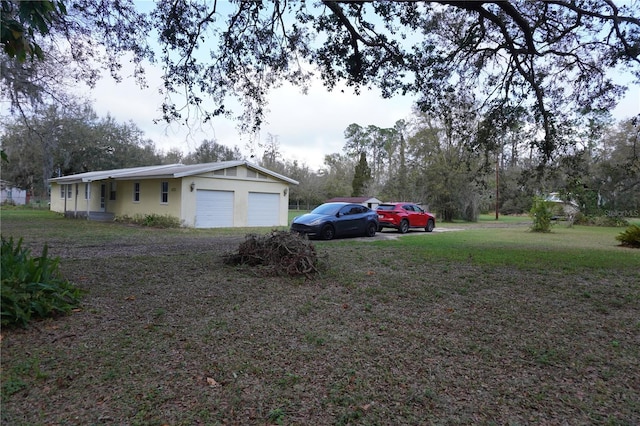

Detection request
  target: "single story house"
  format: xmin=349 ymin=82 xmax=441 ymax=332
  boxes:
xmin=545 ymin=192 xmax=580 ymax=218
xmin=325 ymin=196 xmax=381 ymax=210
xmin=48 ymin=161 xmax=298 ymax=228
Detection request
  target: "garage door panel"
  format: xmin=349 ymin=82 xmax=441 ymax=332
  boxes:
xmin=196 ymin=190 xmax=233 ymax=228
xmin=248 ymin=192 xmax=280 ymax=227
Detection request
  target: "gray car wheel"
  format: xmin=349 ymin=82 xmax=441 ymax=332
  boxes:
xmin=320 ymin=224 xmax=335 ymax=240
xmin=399 ymin=219 xmax=409 ymax=234
xmin=365 ymin=222 xmax=377 ymax=237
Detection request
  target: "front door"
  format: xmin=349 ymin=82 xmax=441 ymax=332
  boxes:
xmin=100 ymin=184 xmax=106 ymax=212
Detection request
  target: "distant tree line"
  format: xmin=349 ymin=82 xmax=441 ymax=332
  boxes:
xmin=0 ymin=101 xmax=245 ymax=199
xmin=1 ymin=98 xmax=638 ymax=221
xmin=272 ymin=99 xmax=639 ymax=221
xmin=253 ymin=101 xmax=639 ymax=221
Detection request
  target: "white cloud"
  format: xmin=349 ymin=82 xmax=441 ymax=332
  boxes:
xmin=81 ymin=63 xmax=415 ymax=170
xmin=613 ymin=85 xmax=640 ymax=119
xmin=80 ymin=58 xmax=638 ymax=172
xmin=255 ymin=81 xmax=415 ymax=170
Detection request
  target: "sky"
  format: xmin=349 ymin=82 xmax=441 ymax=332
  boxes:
xmin=80 ymin=65 xmax=419 ymax=171
xmin=80 ymin=67 xmax=639 ymax=172
xmin=77 ymin=11 xmax=640 ymax=173
xmin=72 ymin=0 xmax=640 ymax=172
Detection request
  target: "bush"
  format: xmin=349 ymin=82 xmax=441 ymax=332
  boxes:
xmin=615 ymin=225 xmax=640 ymax=248
xmin=1 ymin=236 xmax=83 ymax=327
xmin=116 ymin=213 xmax=181 ymax=228
xmin=529 ymin=197 xmax=554 ymax=233
xmin=573 ymin=213 xmax=629 ymax=227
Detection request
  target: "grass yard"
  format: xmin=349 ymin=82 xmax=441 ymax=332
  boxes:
xmin=1 ymin=209 xmax=639 ymax=425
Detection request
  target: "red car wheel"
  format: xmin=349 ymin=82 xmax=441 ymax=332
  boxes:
xmin=426 ymin=219 xmax=435 ymax=232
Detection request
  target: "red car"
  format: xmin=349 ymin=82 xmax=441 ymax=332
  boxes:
xmin=376 ymin=202 xmax=436 ymax=233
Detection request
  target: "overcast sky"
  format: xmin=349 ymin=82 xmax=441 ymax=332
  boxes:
xmin=79 ymin=65 xmax=419 ymax=170
xmin=79 ymin=57 xmax=640 ymax=171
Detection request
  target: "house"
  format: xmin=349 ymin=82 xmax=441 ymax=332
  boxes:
xmin=48 ymin=161 xmax=298 ymax=228
xmin=545 ymin=192 xmax=580 ymax=218
xmin=325 ymin=196 xmax=381 ymax=210
xmin=0 ymin=180 xmax=27 ymax=205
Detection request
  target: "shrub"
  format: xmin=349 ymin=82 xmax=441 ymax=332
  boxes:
xmin=573 ymin=213 xmax=629 ymax=227
xmin=1 ymin=236 xmax=83 ymax=327
xmin=116 ymin=213 xmax=181 ymax=228
xmin=529 ymin=197 xmax=554 ymax=233
xmin=615 ymin=225 xmax=640 ymax=248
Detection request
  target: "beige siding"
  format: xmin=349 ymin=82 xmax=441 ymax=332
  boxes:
xmin=49 ymin=182 xmax=66 ymax=213
xmin=113 ymin=179 xmax=182 ymax=220
xmin=50 ymin=165 xmax=292 ymax=228
xmin=49 ymin=182 xmax=103 ymax=214
xmin=181 ymin=166 xmax=290 ymax=227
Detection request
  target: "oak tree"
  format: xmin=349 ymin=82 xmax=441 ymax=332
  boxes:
xmin=2 ymin=0 xmax=639 ymax=161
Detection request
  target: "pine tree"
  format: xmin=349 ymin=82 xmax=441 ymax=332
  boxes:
xmin=352 ymin=152 xmax=371 ymax=197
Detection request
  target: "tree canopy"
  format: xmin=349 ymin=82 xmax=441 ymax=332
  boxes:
xmin=1 ymin=96 xmax=637 ymax=217
xmin=2 ymin=0 xmax=639 ymax=161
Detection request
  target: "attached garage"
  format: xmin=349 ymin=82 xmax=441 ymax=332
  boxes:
xmin=195 ymin=190 xmax=234 ymax=228
xmin=49 ymin=160 xmax=298 ymax=228
xmin=247 ymin=192 xmax=280 ymax=227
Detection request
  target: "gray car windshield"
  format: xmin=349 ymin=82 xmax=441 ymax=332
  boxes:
xmin=311 ymin=204 xmax=341 ymax=215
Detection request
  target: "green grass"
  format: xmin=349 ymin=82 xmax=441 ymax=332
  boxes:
xmin=1 ymin=208 xmax=282 ymax=241
xmin=4 ymin=208 xmax=636 ymax=273
xmin=372 ymin=225 xmax=639 ymax=271
xmin=288 ymin=209 xmax=308 ymax=224
xmin=464 ymin=213 xmax=532 ymax=224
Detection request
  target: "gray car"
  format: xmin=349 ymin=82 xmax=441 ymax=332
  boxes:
xmin=290 ymin=202 xmax=379 ymax=240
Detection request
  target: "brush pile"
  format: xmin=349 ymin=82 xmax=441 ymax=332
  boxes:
xmin=223 ymin=230 xmax=320 ymax=277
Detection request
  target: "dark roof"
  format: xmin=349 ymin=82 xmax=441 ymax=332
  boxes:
xmin=326 ymin=196 xmax=379 ymax=203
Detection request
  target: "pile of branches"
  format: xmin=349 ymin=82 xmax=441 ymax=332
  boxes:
xmin=223 ymin=230 xmax=320 ymax=277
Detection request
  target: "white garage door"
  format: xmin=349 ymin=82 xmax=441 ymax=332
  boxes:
xmin=195 ymin=190 xmax=234 ymax=228
xmin=248 ymin=192 xmax=280 ymax=227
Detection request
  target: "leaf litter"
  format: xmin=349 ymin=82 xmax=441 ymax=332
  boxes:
xmin=1 ymin=227 xmax=638 ymax=425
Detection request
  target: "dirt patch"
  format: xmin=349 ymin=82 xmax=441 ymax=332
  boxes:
xmin=44 ymin=235 xmax=245 ymax=259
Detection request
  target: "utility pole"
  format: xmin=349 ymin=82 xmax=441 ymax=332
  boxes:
xmin=495 ymin=150 xmax=499 ymax=220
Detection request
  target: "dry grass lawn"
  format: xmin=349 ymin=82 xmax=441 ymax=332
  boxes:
xmin=1 ymin=210 xmax=639 ymax=425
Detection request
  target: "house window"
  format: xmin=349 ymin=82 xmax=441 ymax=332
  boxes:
xmin=133 ymin=182 xmax=140 ymax=202
xmin=161 ymin=181 xmax=169 ymax=203
xmin=109 ymin=181 xmax=116 ymax=201
xmin=59 ymin=184 xmax=72 ymax=199
xmin=246 ymin=169 xmax=267 ymax=179
xmin=67 ymin=185 xmax=72 ymax=199
xmin=214 ymin=167 xmax=237 ymax=176
xmin=84 ymin=183 xmax=90 ymax=200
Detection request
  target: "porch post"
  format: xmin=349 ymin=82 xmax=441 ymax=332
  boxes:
xmin=86 ymin=181 xmax=90 ymax=220
xmin=74 ymin=183 xmax=79 ymax=218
